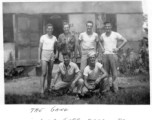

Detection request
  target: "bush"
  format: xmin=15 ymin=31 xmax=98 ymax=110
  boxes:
xmin=118 ymin=44 xmax=149 ymax=76
xmin=4 ymin=52 xmax=24 ymax=80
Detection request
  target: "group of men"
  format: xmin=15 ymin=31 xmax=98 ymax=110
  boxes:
xmin=39 ymin=20 xmax=127 ymax=99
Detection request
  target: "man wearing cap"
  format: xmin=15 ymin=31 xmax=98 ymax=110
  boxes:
xmin=82 ymin=52 xmax=108 ymax=96
xmin=99 ymin=21 xmax=127 ymax=93
xmin=78 ymin=21 xmax=99 ymax=75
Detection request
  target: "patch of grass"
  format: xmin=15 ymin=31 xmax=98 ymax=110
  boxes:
xmin=5 ymin=93 xmax=41 ymax=104
xmin=5 ymin=87 xmax=150 ymax=104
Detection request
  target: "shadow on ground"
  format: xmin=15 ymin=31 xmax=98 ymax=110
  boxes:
xmin=5 ymin=86 xmax=150 ymax=104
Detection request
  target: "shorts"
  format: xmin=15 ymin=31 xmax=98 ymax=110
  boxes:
xmin=41 ymin=50 xmax=54 ymax=62
xmin=80 ymin=48 xmax=96 ymax=73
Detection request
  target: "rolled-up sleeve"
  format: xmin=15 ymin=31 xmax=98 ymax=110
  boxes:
xmin=40 ymin=36 xmax=43 ymax=43
xmin=74 ymin=63 xmax=80 ymax=73
xmin=83 ymin=67 xmax=89 ymax=77
xmin=78 ymin=33 xmax=83 ymax=41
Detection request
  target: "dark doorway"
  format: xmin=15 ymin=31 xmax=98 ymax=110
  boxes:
xmin=43 ymin=14 xmax=68 ymax=38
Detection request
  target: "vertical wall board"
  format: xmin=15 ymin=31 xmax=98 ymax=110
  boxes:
xmin=30 ymin=47 xmax=39 ymax=60
xmin=18 ymin=46 xmax=30 ymax=60
xmin=117 ymin=14 xmax=143 ymax=41
xmin=106 ymin=14 xmax=117 ymax=32
xmin=15 ymin=14 xmax=42 ymax=66
xmin=69 ymin=14 xmax=95 ymax=40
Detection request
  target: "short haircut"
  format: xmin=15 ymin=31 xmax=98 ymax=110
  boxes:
xmin=86 ymin=21 xmax=94 ymax=26
xmin=46 ymin=23 xmax=53 ymax=29
xmin=62 ymin=51 xmax=71 ymax=58
xmin=104 ymin=21 xmax=112 ymax=25
xmin=63 ymin=21 xmax=70 ymax=28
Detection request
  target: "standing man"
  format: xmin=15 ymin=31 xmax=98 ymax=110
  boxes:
xmin=99 ymin=21 xmax=127 ymax=93
xmin=78 ymin=21 xmax=99 ymax=75
xmin=57 ymin=22 xmax=77 ymax=62
xmin=38 ymin=23 xmax=57 ymax=96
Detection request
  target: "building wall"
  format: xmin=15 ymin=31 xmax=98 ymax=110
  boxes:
xmin=117 ymin=14 xmax=143 ymax=41
xmin=118 ymin=41 xmax=140 ymax=53
xmin=4 ymin=43 xmax=15 ymax=63
xmin=3 ymin=1 xmax=144 ymax=64
xmin=3 ymin=1 xmax=142 ymax=14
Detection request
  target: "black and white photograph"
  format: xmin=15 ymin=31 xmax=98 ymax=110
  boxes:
xmin=2 ymin=1 xmax=150 ymax=105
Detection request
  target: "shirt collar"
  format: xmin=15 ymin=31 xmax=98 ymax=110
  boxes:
xmin=63 ymin=61 xmax=72 ymax=69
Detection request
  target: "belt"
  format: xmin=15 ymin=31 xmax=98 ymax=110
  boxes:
xmin=82 ymin=48 xmax=95 ymax=50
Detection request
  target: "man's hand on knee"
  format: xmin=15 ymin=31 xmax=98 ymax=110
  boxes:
xmin=95 ymin=78 xmax=101 ymax=85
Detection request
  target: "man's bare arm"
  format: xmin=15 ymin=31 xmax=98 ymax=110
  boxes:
xmin=95 ymin=67 xmax=108 ymax=84
xmin=78 ymin=40 xmax=82 ymax=57
xmin=117 ymin=36 xmax=127 ymax=50
xmin=73 ymin=72 xmax=82 ymax=83
xmin=53 ymin=72 xmax=60 ymax=86
xmin=99 ymin=37 xmax=105 ymax=53
xmin=38 ymin=42 xmax=43 ymax=64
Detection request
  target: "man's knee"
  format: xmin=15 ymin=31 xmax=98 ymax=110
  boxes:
xmin=41 ymin=71 xmax=47 ymax=77
xmin=100 ymin=77 xmax=108 ymax=84
xmin=77 ymin=78 xmax=84 ymax=85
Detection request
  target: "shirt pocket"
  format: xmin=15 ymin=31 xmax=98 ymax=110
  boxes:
xmin=68 ymin=68 xmax=74 ymax=75
xmin=60 ymin=69 xmax=66 ymax=75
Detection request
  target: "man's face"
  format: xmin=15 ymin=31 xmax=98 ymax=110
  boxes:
xmin=63 ymin=24 xmax=70 ymax=34
xmin=46 ymin=26 xmax=53 ymax=35
xmin=89 ymin=55 xmax=96 ymax=64
xmin=63 ymin=55 xmax=70 ymax=65
xmin=86 ymin=23 xmax=93 ymax=32
xmin=105 ymin=23 xmax=112 ymax=33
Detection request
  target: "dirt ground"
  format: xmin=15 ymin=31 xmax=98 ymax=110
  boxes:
xmin=4 ymin=64 xmax=150 ymax=104
xmin=5 ymin=75 xmax=150 ymax=95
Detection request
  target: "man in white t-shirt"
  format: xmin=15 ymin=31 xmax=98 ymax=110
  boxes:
xmin=78 ymin=21 xmax=99 ymax=75
xmin=83 ymin=52 xmax=108 ymax=96
xmin=99 ymin=21 xmax=127 ymax=93
xmin=38 ymin=23 xmax=57 ymax=96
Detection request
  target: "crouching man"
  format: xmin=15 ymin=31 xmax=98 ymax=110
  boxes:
xmin=83 ymin=52 xmax=108 ymax=97
xmin=51 ymin=51 xmax=84 ymax=97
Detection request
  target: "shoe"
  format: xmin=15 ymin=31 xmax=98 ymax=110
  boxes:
xmin=77 ymin=93 xmax=85 ymax=99
xmin=111 ymin=86 xmax=119 ymax=93
xmin=113 ymin=88 xmax=119 ymax=93
xmin=75 ymin=94 xmax=80 ymax=100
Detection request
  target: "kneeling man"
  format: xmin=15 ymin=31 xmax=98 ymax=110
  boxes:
xmin=83 ymin=52 xmax=108 ymax=96
xmin=51 ymin=51 xmax=83 ymax=96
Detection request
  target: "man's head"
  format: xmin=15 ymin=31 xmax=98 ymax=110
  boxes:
xmin=63 ymin=22 xmax=70 ymax=34
xmin=88 ymin=52 xmax=96 ymax=65
xmin=62 ymin=51 xmax=71 ymax=65
xmin=46 ymin=23 xmax=53 ymax=35
xmin=86 ymin=21 xmax=93 ymax=33
xmin=104 ymin=21 xmax=112 ymax=33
